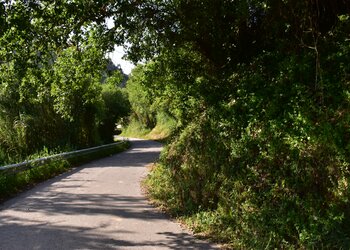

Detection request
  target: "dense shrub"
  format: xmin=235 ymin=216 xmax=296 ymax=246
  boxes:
xmin=144 ymin=15 xmax=350 ymax=247
xmin=146 ymin=47 xmax=350 ymax=247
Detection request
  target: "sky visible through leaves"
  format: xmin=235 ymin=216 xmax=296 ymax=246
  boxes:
xmin=106 ymin=18 xmax=134 ymax=74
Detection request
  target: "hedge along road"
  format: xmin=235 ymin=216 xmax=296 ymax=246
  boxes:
xmin=0 ymin=138 xmax=219 ymax=250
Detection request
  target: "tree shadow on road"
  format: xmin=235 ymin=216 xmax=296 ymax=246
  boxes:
xmin=0 ymin=214 xmax=216 ymax=249
xmin=0 ymin=139 xmax=217 ymax=249
xmin=0 ymin=188 xmax=217 ymax=249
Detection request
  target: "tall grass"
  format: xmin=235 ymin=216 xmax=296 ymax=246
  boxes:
xmin=121 ymin=118 xmax=152 ymax=138
xmin=122 ymin=112 xmax=176 ymax=141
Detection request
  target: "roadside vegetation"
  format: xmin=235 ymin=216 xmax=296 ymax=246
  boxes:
xmin=122 ymin=64 xmax=177 ymax=141
xmin=0 ymin=2 xmax=131 ymax=202
xmin=0 ymin=3 xmax=130 ymax=165
xmin=123 ymin=2 xmax=350 ymax=248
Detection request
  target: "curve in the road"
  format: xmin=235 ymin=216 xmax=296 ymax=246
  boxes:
xmin=0 ymin=138 xmax=218 ymax=250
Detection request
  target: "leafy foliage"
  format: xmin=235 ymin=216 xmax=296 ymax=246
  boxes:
xmin=99 ymin=72 xmax=130 ymax=143
xmin=125 ymin=0 xmax=350 ymax=248
xmin=125 ymin=64 xmax=157 ymax=129
xmin=0 ymin=1 xmax=130 ymax=164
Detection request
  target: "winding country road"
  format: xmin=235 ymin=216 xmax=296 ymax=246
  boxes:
xmin=0 ymin=139 xmax=218 ymax=250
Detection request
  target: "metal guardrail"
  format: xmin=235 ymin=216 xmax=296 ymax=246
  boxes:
xmin=0 ymin=141 xmax=126 ymax=174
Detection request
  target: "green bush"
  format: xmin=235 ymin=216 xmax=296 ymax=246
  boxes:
xmin=145 ymin=48 xmax=350 ymax=248
xmin=0 ymin=159 xmax=70 ymax=202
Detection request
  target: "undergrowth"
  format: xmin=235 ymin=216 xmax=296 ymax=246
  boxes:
xmin=144 ymin=105 xmax=350 ymax=248
xmin=121 ymin=119 xmax=151 ymax=138
xmin=122 ymin=112 xmax=176 ymax=142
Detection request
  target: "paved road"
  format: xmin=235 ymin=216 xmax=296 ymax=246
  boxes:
xmin=0 ymin=139 xmax=218 ymax=250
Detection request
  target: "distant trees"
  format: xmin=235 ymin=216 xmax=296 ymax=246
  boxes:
xmin=100 ymin=71 xmax=130 ymax=142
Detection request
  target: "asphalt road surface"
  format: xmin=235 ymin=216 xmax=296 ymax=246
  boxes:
xmin=0 ymin=138 xmax=218 ymax=250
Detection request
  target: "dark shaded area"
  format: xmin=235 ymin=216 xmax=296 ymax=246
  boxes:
xmin=3 ymin=193 xmax=165 ymax=220
xmin=0 ymin=216 xmax=215 ymax=249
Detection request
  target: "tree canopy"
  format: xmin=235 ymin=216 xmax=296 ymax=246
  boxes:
xmin=0 ymin=0 xmax=130 ymax=162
